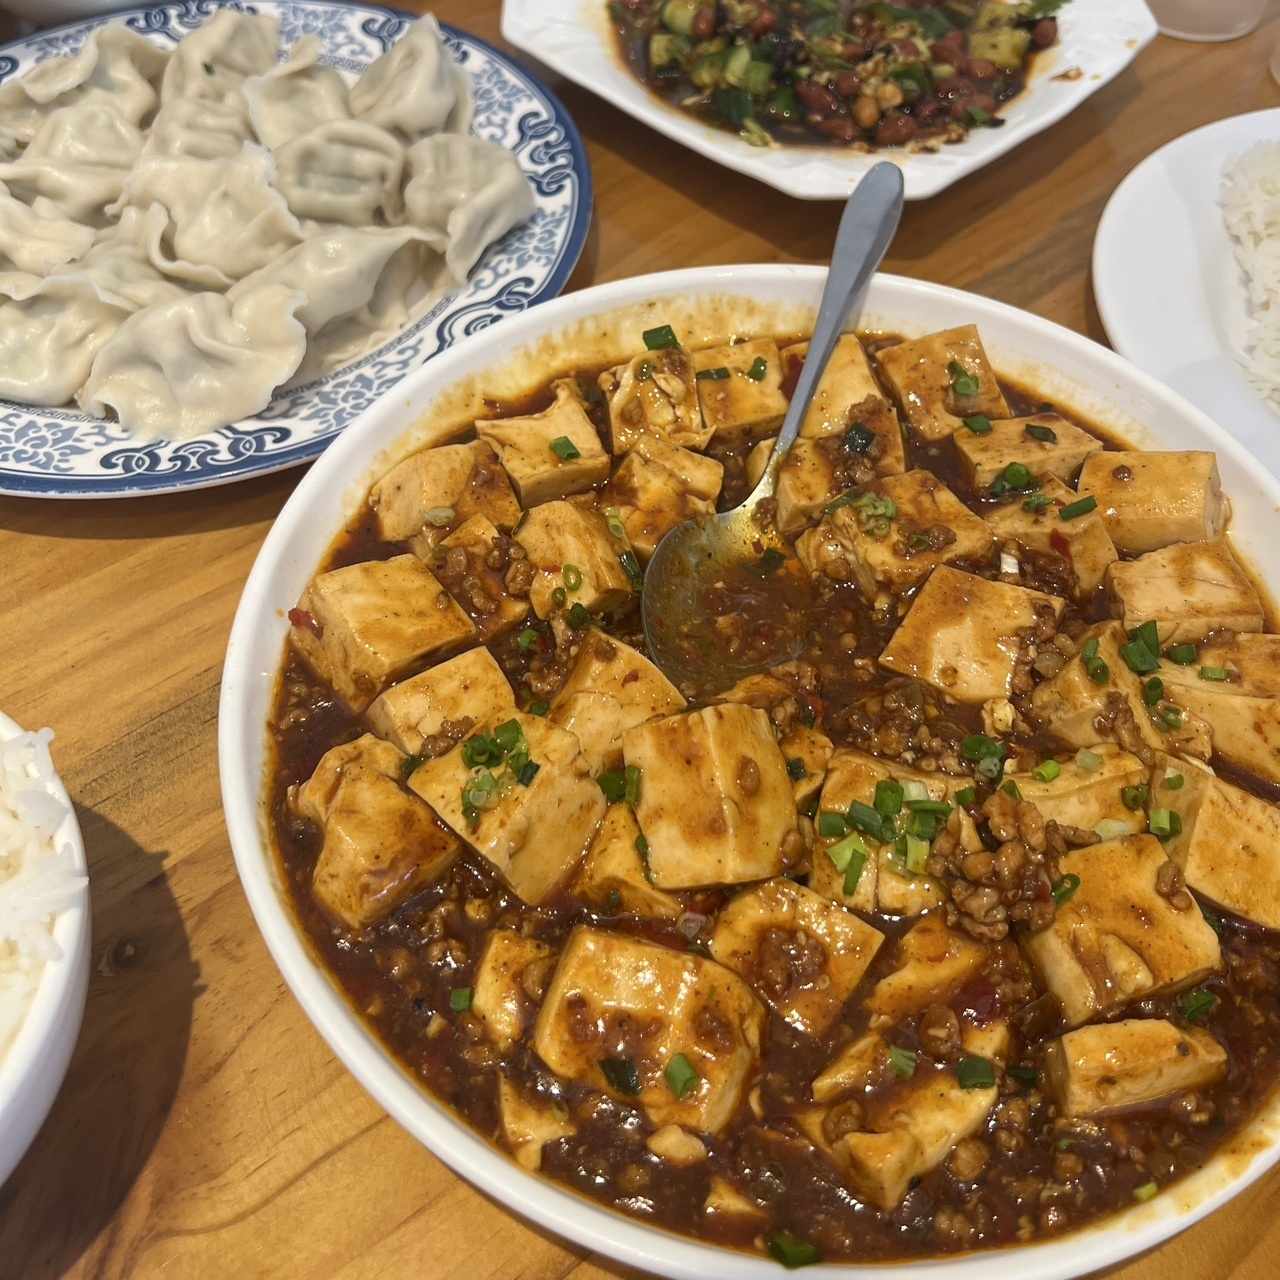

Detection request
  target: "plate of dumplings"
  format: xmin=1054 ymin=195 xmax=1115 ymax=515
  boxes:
xmin=0 ymin=2 xmax=591 ymax=498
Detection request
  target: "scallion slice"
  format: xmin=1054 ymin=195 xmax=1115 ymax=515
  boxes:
xmin=664 ymin=1053 xmax=698 ymax=1099
xmin=1059 ymin=495 xmax=1097 ymax=521
xmin=549 ymin=435 xmax=581 ymax=461
xmin=643 ymin=324 xmax=679 ymax=350
xmin=888 ymin=1045 xmax=917 ymax=1079
xmin=1052 ymin=872 xmax=1081 ymax=905
xmin=746 ymin=356 xmax=768 ymax=381
xmin=956 ymin=1055 xmax=996 ymax=1089
xmin=449 ymin=986 xmax=472 ymax=1012
xmin=963 ymin=414 xmax=992 ymax=435
xmin=1031 ymin=759 xmax=1061 ymax=783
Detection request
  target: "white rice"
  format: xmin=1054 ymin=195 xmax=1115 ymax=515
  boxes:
xmin=1222 ymin=143 xmax=1280 ymax=408
xmin=0 ymin=728 xmax=86 ymax=1061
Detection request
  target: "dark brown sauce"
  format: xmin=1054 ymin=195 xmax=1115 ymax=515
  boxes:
xmin=266 ymin=331 xmax=1280 ymax=1265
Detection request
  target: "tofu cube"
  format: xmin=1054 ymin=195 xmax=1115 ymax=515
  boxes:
xmin=878 ymin=566 xmax=1065 ymax=704
xmin=472 ymin=929 xmax=556 ymax=1052
xmin=294 ymin=734 xmax=461 ymax=930
xmin=366 ymin=647 xmax=516 ymax=755
xmin=779 ymin=725 xmax=833 ymax=809
xmin=624 ymin=704 xmax=798 ymax=889
xmin=514 ymin=500 xmax=633 ymax=620
xmin=874 ymin=324 xmax=1010 ymax=442
xmin=532 ymin=926 xmax=765 ymax=1134
xmin=598 ymin=345 xmax=710 ymax=454
xmin=1105 ymin=537 xmax=1264 ymax=644
xmin=985 ymin=476 xmax=1118 ymax=599
xmin=1029 ymin=621 xmax=1165 ymax=754
xmin=794 ymin=470 xmax=995 ymax=599
xmin=781 ymin=334 xmax=896 ymax=442
xmin=1159 ymin=636 xmax=1280 ymax=785
xmin=865 ymin=914 xmax=990 ymax=1023
xmin=408 ymin=711 xmax=605 ymax=904
xmin=369 ymin=439 xmax=521 ymax=546
xmin=573 ymin=802 xmax=683 ymax=919
xmin=605 ymin=434 xmax=723 ymax=561
xmin=744 ymin=438 xmax=839 ymax=537
xmin=422 ymin=513 xmax=532 ymax=640
xmin=1077 ymin=451 xmax=1227 ymax=554
xmin=548 ymin=629 xmax=686 ymax=774
xmin=953 ymin=413 xmax=1102 ymax=491
xmin=691 ymin=339 xmax=788 ymax=446
xmin=811 ymin=1030 xmax=893 ymax=1104
xmin=1044 ymin=1019 xmax=1227 ymax=1118
xmin=290 ymin=554 xmax=476 ymax=712
xmin=710 ymin=878 xmax=884 ymax=1038
xmin=1155 ymin=762 xmax=1280 ymax=930
xmin=704 ymin=1176 xmax=768 ymax=1227
xmin=497 ymin=1075 xmax=575 ymax=1171
xmin=1004 ymin=744 xmax=1148 ymax=839
xmin=476 ymin=379 xmax=610 ymax=507
xmin=1021 ymin=834 xmax=1222 ymax=1027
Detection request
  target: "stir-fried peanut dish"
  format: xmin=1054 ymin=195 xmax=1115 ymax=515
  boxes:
xmin=269 ymin=318 xmax=1280 ymax=1266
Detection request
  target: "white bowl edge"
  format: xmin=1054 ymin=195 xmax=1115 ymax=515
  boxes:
xmin=219 ymin=265 xmax=1280 ymax=1280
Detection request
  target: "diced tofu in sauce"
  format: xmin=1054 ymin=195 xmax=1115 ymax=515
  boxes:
xmin=497 ymin=1075 xmax=575 ymax=1172
xmin=1044 ymin=1019 xmax=1227 ymax=1117
xmin=431 ymin=513 xmax=532 ymax=640
xmin=476 ymin=380 xmax=611 ymax=507
xmin=864 ymin=914 xmax=990 ymax=1024
xmin=691 ymin=339 xmax=789 ymax=446
xmin=472 ymin=929 xmax=556 ymax=1052
xmin=878 ymin=566 xmax=1065 ymax=705
xmin=624 ymin=704 xmax=798 ymax=890
xmin=710 ymin=878 xmax=884 ymax=1038
xmin=1106 ymin=537 xmax=1264 ymax=643
xmin=781 ymin=334 xmax=898 ymax=440
xmin=1021 ymin=834 xmax=1222 ymax=1027
xmin=514 ymin=500 xmax=633 ymax=620
xmin=533 ymin=926 xmax=765 ymax=1134
xmin=598 ymin=345 xmax=710 ymax=454
xmin=605 ymin=434 xmax=723 ymax=560
xmin=779 ymin=725 xmax=833 ymax=808
xmin=573 ymin=802 xmax=683 ymax=919
xmin=290 ymin=554 xmax=476 ymax=712
xmin=875 ymin=324 xmax=1009 ymax=442
xmin=1077 ymin=451 xmax=1227 ymax=554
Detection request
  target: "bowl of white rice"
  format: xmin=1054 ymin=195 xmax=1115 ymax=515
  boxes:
xmin=0 ymin=711 xmax=89 ymax=1188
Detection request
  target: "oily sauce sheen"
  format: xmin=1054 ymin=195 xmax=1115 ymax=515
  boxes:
xmin=270 ymin=333 xmax=1280 ymax=1264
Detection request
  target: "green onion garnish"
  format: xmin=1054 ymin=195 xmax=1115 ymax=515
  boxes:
xmin=948 ymin=360 xmax=980 ymax=398
xmin=516 ymin=760 xmax=540 ymax=786
xmin=989 ymin=462 xmax=1038 ymax=497
xmin=1052 ymin=873 xmax=1081 ymax=905
xmin=1133 ymin=1181 xmax=1159 ymax=1203
xmin=567 ymin=602 xmax=591 ymax=629
xmin=562 ymin=563 xmax=583 ymax=591
xmin=766 ymin=1231 xmax=821 ymax=1269
xmin=1121 ymin=784 xmax=1148 ymax=811
xmin=1166 ymin=643 xmax=1197 ymax=665
xmin=516 ymin=627 xmax=538 ymax=651
xmin=1163 ymin=772 xmax=1184 ymax=791
xmin=1023 ymin=493 xmax=1051 ymax=512
xmin=786 ymin=757 xmax=806 ymax=781
xmin=1000 ymin=780 xmax=1021 ymax=801
xmin=598 ymin=770 xmax=627 ymax=803
xmin=955 ymin=786 xmax=976 ymax=806
xmin=527 ymin=699 xmax=549 ymax=716
xmin=746 ymin=356 xmax=768 ymax=381
xmin=1199 ymin=665 xmax=1229 ymax=682
xmin=1161 ymin=706 xmax=1183 ymax=730
xmin=818 ymin=811 xmax=849 ymax=839
xmin=1143 ymin=676 xmax=1163 ymax=706
xmin=450 ymin=987 xmax=472 ymax=1012
xmin=643 ymin=324 xmax=679 ymax=350
xmin=963 ymin=414 xmax=992 ymax=435
xmin=619 ymin=549 xmax=643 ymax=587
xmin=549 ymin=435 xmax=581 ymax=461
xmin=956 ymin=1055 xmax=996 ymax=1089
xmin=1059 ymin=495 xmax=1097 ymax=521
xmin=888 ymin=1045 xmax=917 ymax=1078
xmin=695 ymin=366 xmax=729 ymax=381
xmin=1032 ymin=759 xmax=1061 ymax=783
xmin=624 ymin=764 xmax=642 ymax=807
xmin=600 ymin=1055 xmax=641 ymax=1094
xmin=1025 ymin=423 xmax=1058 ymax=443
xmin=1178 ymin=988 xmax=1217 ymax=1023
xmin=664 ymin=1053 xmax=698 ymax=1099
xmin=1008 ymin=1065 xmax=1039 ymax=1086
xmin=1148 ymin=808 xmax=1182 ymax=839
xmin=1075 ymin=749 xmax=1102 ymax=772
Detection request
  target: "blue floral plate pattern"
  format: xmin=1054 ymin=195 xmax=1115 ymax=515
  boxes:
xmin=0 ymin=1 xmax=591 ymax=498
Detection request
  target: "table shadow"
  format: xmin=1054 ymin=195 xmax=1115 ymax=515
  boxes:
xmin=0 ymin=807 xmax=199 ymax=1278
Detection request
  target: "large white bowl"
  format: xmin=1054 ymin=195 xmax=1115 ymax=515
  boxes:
xmin=0 ymin=712 xmax=90 ymax=1187
xmin=219 ymin=266 xmax=1280 ymax=1279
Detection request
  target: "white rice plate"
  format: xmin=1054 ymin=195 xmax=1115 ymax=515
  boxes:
xmin=0 ymin=729 xmax=86 ymax=1060
xmin=1222 ymin=142 xmax=1280 ymax=409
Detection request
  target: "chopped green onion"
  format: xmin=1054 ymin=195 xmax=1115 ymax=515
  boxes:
xmin=746 ymin=356 xmax=768 ymax=381
xmin=567 ymin=602 xmax=591 ymax=628
xmin=1052 ymin=873 xmax=1081 ymax=905
xmin=624 ymin=764 xmax=642 ymax=807
xmin=598 ymin=770 xmax=627 ymax=803
xmin=695 ymin=366 xmax=729 ymax=381
xmin=1164 ymin=772 xmax=1184 ymax=791
xmin=664 ymin=1052 xmax=698 ymax=1099
xmin=527 ymin=698 xmax=549 ymax=716
xmin=963 ymin=414 xmax=992 ymax=435
xmin=1120 ymin=642 xmax=1159 ymax=676
xmin=1161 ymin=706 xmax=1183 ymax=730
xmin=1087 ymin=658 xmax=1111 ymax=685
xmin=961 ymin=734 xmax=1007 ymax=782
xmin=643 ymin=324 xmax=679 ymax=350
xmin=1199 ymin=666 xmax=1229 ymax=682
xmin=603 ymin=506 xmax=627 ymax=540
xmin=1121 ymin=784 xmax=1148 ymax=811
xmin=1025 ymin=422 xmax=1058 ymax=444
xmin=955 ymin=786 xmax=976 ymax=806
xmin=1008 ymin=1065 xmax=1039 ymax=1086
xmin=956 ymin=1055 xmax=996 ymax=1089
xmin=844 ymin=423 xmax=875 ymax=454
xmin=494 ymin=719 xmax=524 ymax=754
xmin=449 ymin=986 xmax=472 ymax=1012
xmin=1178 ymin=988 xmax=1217 ymax=1023
xmin=562 ymin=563 xmax=584 ymax=592
xmin=989 ymin=462 xmax=1038 ymax=497
xmin=600 ymin=1055 xmax=640 ymax=1094
xmin=765 ymin=1231 xmax=821 ymax=1269
xmin=1000 ymin=780 xmax=1022 ymax=801
xmin=903 ymin=833 xmax=930 ymax=873
xmin=904 ymin=797 xmax=951 ymax=816
xmin=948 ymin=360 xmax=980 ymax=398
xmin=786 ymin=757 xmax=807 ymax=781
xmin=549 ymin=435 xmax=581 ymax=461
xmin=619 ymin=549 xmax=644 ymax=587
xmin=1023 ymin=493 xmax=1051 ymax=512
xmin=1059 ymin=496 xmax=1097 ymax=521
xmin=1032 ymin=759 xmax=1061 ymax=783
xmin=516 ymin=760 xmax=540 ymax=786
xmin=967 ymin=105 xmax=992 ymax=125
xmin=1075 ymin=748 xmax=1102 ymax=772
xmin=1133 ymin=1181 xmax=1159 ymax=1203
xmin=888 ymin=1046 xmax=917 ymax=1079
xmin=1166 ymin=643 xmax=1198 ymax=665
xmin=818 ymin=811 xmax=849 ymax=839
xmin=847 ymin=800 xmax=892 ymax=843
xmin=551 ymin=585 xmax=567 ymax=609
xmin=900 ymin=780 xmax=928 ymax=803
xmin=516 ymin=627 xmax=539 ymax=651
xmin=1143 ymin=676 xmax=1164 ymax=706
xmin=462 ymin=734 xmax=499 ymax=768
xmin=1148 ymin=808 xmax=1182 ymax=840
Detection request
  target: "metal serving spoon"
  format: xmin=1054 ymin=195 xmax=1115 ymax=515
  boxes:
xmin=641 ymin=161 xmax=905 ymax=696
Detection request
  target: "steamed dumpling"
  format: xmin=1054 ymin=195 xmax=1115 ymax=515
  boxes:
xmin=404 ymin=135 xmax=535 ymax=282
xmin=78 ymin=283 xmax=307 ymax=437
xmin=144 ymin=93 xmax=251 ymax=161
xmin=0 ymin=26 xmax=168 ymax=145
xmin=243 ymin=36 xmax=349 ymax=150
xmin=348 ymin=16 xmax=468 ymax=140
xmin=272 ymin=120 xmax=403 ymax=226
xmin=111 ymin=143 xmax=303 ymax=284
xmin=71 ymin=205 xmax=202 ymax=307
xmin=0 ymin=180 xmax=95 ymax=274
xmin=160 ymin=9 xmax=280 ymax=107
xmin=0 ymin=272 xmax=131 ymax=406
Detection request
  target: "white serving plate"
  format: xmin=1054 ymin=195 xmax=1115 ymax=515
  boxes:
xmin=501 ymin=0 xmax=1156 ymax=201
xmin=1094 ymin=108 xmax=1280 ymax=478
xmin=220 ymin=265 xmax=1280 ymax=1279
xmin=0 ymin=713 xmax=90 ymax=1188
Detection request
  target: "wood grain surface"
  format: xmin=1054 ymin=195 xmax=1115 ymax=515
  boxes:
xmin=1 ymin=3 xmax=1278 ymax=1277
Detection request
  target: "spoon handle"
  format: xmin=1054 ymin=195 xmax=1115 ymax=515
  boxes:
xmin=746 ymin=161 xmax=905 ymax=506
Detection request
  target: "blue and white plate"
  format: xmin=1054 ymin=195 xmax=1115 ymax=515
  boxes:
xmin=0 ymin=1 xmax=592 ymax=499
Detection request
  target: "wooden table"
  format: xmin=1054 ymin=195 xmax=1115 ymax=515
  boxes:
xmin=2 ymin=4 xmax=1279 ymax=1277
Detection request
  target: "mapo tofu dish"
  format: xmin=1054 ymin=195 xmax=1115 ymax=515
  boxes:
xmin=610 ymin=0 xmax=1065 ymax=150
xmin=270 ymin=317 xmax=1280 ymax=1267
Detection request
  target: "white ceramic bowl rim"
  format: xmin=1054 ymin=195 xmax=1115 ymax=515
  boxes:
xmin=0 ymin=713 xmax=90 ymax=1139
xmin=220 ymin=265 xmax=1280 ymax=1279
